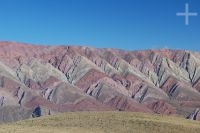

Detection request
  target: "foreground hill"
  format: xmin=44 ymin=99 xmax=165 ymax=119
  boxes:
xmin=0 ymin=41 xmax=200 ymax=122
xmin=0 ymin=112 xmax=200 ymax=133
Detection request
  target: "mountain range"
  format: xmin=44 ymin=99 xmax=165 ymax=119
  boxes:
xmin=0 ymin=41 xmax=200 ymax=122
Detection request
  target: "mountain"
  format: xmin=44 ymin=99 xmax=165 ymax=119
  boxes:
xmin=0 ymin=41 xmax=200 ymax=122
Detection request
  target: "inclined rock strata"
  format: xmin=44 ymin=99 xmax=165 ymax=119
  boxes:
xmin=0 ymin=42 xmax=200 ymax=122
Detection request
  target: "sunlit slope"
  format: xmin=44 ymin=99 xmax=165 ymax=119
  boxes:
xmin=1 ymin=112 xmax=200 ymax=133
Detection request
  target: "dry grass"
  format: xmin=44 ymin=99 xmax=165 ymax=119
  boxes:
xmin=0 ymin=111 xmax=200 ymax=133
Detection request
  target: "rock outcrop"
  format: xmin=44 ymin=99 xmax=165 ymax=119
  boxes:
xmin=0 ymin=41 xmax=200 ymax=122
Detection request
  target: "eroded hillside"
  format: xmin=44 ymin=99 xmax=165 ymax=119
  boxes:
xmin=0 ymin=41 xmax=200 ymax=122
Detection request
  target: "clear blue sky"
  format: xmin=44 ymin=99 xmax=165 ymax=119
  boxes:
xmin=0 ymin=0 xmax=200 ymax=51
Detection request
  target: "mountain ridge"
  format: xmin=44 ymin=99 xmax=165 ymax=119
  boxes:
xmin=0 ymin=41 xmax=200 ymax=122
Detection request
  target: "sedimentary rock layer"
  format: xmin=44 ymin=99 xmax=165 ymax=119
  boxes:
xmin=0 ymin=41 xmax=200 ymax=122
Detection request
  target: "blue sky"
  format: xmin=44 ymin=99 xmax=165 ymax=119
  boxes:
xmin=0 ymin=0 xmax=200 ymax=51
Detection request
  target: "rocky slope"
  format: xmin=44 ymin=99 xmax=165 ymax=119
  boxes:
xmin=0 ymin=41 xmax=200 ymax=122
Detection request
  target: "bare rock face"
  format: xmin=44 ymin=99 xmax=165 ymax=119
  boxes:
xmin=1 ymin=41 xmax=200 ymax=122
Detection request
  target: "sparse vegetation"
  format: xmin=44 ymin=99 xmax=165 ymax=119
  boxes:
xmin=0 ymin=111 xmax=200 ymax=133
